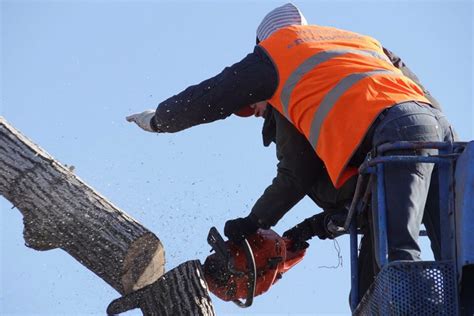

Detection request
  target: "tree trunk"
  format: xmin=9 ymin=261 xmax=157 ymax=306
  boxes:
xmin=107 ymin=260 xmax=216 ymax=316
xmin=0 ymin=116 xmax=164 ymax=294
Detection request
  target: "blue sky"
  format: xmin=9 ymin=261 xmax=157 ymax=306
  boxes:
xmin=1 ymin=1 xmax=472 ymax=315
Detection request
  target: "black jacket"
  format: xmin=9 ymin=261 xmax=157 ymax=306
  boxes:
xmin=251 ymin=107 xmax=357 ymax=227
xmin=151 ymin=45 xmax=441 ymax=227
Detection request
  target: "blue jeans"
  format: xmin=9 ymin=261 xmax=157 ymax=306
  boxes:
xmin=370 ymin=101 xmax=455 ymax=266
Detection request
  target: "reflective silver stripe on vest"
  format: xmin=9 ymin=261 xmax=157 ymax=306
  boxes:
xmin=308 ymin=69 xmax=400 ymax=148
xmin=280 ymin=49 xmax=391 ymax=118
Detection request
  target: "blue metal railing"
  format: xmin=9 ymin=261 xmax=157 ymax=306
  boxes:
xmin=349 ymin=141 xmax=467 ymax=313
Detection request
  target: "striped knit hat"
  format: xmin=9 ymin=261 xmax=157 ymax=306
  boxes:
xmin=256 ymin=3 xmax=308 ymax=42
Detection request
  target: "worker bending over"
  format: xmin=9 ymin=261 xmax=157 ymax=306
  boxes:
xmin=127 ymin=2 xmax=455 ymax=297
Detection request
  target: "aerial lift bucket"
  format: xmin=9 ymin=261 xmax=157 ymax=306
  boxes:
xmin=348 ymin=141 xmax=473 ymax=316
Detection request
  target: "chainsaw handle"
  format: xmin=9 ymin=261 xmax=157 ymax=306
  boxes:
xmin=232 ymin=238 xmax=257 ymax=308
xmin=207 ymin=227 xmax=230 ymax=260
xmin=207 ymin=227 xmax=257 ymax=308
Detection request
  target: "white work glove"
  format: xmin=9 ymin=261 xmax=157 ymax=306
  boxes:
xmin=126 ymin=110 xmax=156 ymax=132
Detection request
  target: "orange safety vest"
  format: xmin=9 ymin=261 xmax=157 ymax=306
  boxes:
xmin=259 ymin=25 xmax=430 ymax=188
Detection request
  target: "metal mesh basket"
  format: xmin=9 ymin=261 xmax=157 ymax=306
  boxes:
xmin=355 ymin=261 xmax=458 ymax=316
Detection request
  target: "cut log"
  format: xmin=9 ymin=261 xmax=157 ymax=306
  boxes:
xmin=0 ymin=116 xmax=164 ymax=294
xmin=107 ymin=260 xmax=216 ymax=316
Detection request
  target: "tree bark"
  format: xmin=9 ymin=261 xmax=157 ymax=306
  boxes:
xmin=107 ymin=260 xmax=216 ymax=316
xmin=0 ymin=116 xmax=165 ymax=294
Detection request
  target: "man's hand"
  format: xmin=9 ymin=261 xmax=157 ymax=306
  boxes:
xmin=126 ymin=110 xmax=156 ymax=132
xmin=282 ymin=221 xmax=317 ymax=252
xmin=224 ymin=215 xmax=259 ymax=244
xmin=283 ymin=213 xmax=328 ymax=251
xmin=283 ymin=209 xmax=349 ymax=251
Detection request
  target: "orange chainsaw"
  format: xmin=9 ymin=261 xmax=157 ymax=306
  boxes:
xmin=106 ymin=227 xmax=306 ymax=314
xmin=203 ymin=226 xmax=306 ymax=307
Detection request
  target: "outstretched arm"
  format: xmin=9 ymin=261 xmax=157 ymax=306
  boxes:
xmin=127 ymin=46 xmax=277 ymax=133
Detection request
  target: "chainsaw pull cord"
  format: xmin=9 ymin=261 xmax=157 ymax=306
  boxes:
xmin=232 ymin=238 xmax=257 ymax=308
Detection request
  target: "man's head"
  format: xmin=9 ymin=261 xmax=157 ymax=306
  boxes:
xmin=256 ymin=3 xmax=308 ymax=42
xmin=235 ymin=4 xmax=307 ymax=118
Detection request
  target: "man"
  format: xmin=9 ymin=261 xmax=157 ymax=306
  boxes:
xmin=127 ymin=3 xmax=453 ymax=291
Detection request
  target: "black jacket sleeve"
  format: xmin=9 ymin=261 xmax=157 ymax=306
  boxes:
xmin=250 ymin=109 xmax=325 ymax=228
xmin=150 ymin=46 xmax=278 ymax=132
xmin=383 ymin=47 xmax=442 ymax=110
